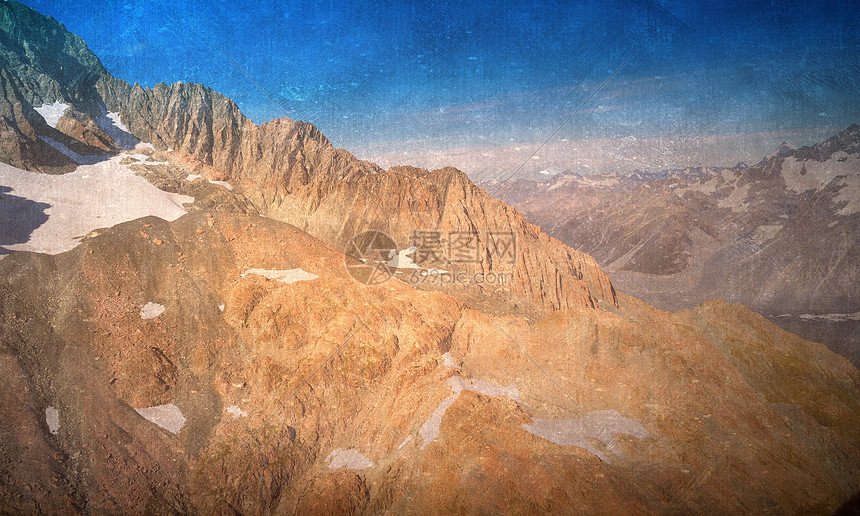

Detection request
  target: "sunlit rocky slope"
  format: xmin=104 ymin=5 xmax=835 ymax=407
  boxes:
xmin=1 ymin=1 xmax=858 ymax=514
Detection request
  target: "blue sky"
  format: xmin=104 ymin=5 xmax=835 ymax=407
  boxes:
xmin=22 ymin=0 xmax=860 ymax=177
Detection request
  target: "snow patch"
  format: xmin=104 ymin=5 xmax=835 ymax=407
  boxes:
xmin=419 ymin=375 xmax=521 ymax=449
xmin=797 ymin=312 xmax=860 ymax=322
xmin=397 ymin=435 xmax=413 ymax=450
xmin=442 ymin=352 xmax=458 ymax=368
xmin=717 ymin=182 xmax=751 ymax=213
xmin=418 ymin=393 xmax=458 ymax=449
xmin=387 ymin=246 xmax=421 ymax=269
xmin=225 ymin=405 xmax=248 ymax=418
xmin=38 ymin=136 xmax=103 ymax=165
xmin=675 ymin=177 xmax=720 ymax=197
xmin=95 ymin=112 xmax=140 ymax=150
xmin=750 ymin=224 xmax=783 ymax=244
xmin=186 ymin=174 xmax=202 ymax=181
xmin=45 ymin=406 xmax=60 ymax=434
xmin=522 ymin=409 xmax=649 ymax=463
xmin=34 ymin=102 xmax=69 ymax=128
xmin=134 ymin=403 xmax=186 ymax=434
xmin=241 ymin=268 xmax=318 ymax=284
xmin=834 ymin=174 xmax=860 ymax=215
xmin=140 ymin=302 xmax=165 ymax=320
xmin=326 ymin=448 xmax=374 ymax=470
xmin=447 ymin=375 xmax=521 ymax=402
xmin=0 ymin=155 xmax=193 ymax=255
xmin=781 ymin=155 xmax=859 ymax=194
xmin=209 ymin=180 xmax=233 ymax=191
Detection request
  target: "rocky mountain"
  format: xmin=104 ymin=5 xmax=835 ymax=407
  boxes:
xmin=1 ymin=1 xmax=859 ymax=514
xmin=0 ymin=0 xmax=615 ymax=315
xmin=487 ymin=127 xmax=860 ymax=365
xmin=2 ymin=211 xmax=859 ymax=514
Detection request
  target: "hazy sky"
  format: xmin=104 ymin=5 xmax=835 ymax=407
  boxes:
xmin=23 ymin=0 xmax=860 ymax=178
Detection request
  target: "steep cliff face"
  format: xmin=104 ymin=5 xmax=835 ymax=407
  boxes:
xmin=0 ymin=0 xmax=616 ymax=314
xmin=95 ymin=74 xmax=616 ymax=313
xmin=0 ymin=1 xmax=118 ymax=173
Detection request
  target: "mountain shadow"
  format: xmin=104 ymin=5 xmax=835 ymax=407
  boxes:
xmin=0 ymin=185 xmax=50 ymax=254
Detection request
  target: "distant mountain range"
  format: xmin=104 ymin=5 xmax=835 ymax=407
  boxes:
xmin=1 ymin=2 xmax=859 ymax=514
xmin=486 ymin=126 xmax=860 ymax=364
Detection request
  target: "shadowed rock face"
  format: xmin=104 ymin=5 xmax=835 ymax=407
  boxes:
xmin=0 ymin=212 xmax=858 ymax=514
xmin=0 ymin=185 xmax=49 ymax=252
xmin=0 ymin=1 xmax=115 ymax=173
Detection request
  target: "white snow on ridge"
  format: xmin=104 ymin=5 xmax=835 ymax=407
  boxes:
xmin=34 ymin=102 xmax=69 ymax=128
xmin=134 ymin=403 xmax=186 ymax=434
xmin=522 ymin=409 xmax=649 ymax=463
xmin=0 ymin=155 xmax=193 ymax=255
xmin=241 ymin=268 xmax=319 ymax=284
xmin=781 ymin=155 xmax=859 ymax=194
xmin=45 ymin=406 xmax=60 ymax=434
xmin=140 ymin=302 xmax=165 ymax=320
xmin=326 ymin=448 xmax=374 ymax=470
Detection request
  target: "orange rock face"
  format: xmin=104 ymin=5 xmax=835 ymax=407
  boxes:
xmin=1 ymin=212 xmax=857 ymax=514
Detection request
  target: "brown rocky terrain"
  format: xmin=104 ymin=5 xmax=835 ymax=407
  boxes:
xmin=93 ymin=77 xmax=616 ymax=315
xmin=1 ymin=1 xmax=859 ymax=514
xmin=1 ymin=211 xmax=859 ymax=514
xmin=488 ymin=128 xmax=860 ymax=365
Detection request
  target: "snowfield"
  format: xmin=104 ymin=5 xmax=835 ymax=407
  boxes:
xmin=781 ymin=154 xmax=859 ymax=194
xmin=0 ymin=151 xmax=193 ymax=255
